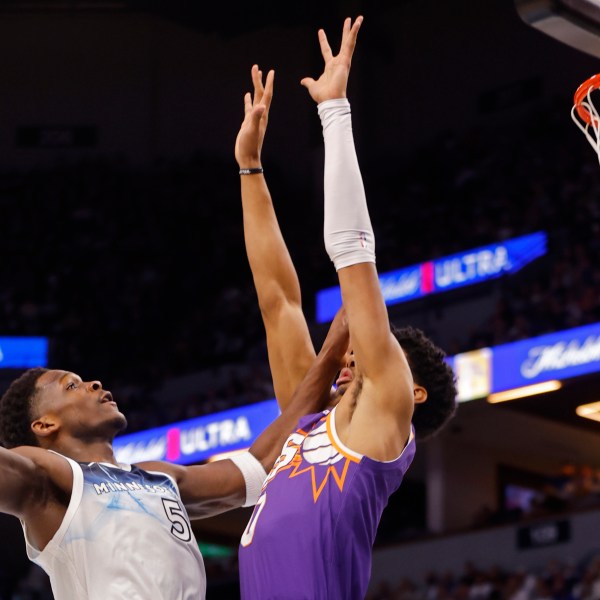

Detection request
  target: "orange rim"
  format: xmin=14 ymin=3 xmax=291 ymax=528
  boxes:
xmin=574 ymin=73 xmax=600 ymax=124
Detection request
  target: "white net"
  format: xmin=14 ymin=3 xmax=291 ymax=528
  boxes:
xmin=571 ymin=83 xmax=600 ymax=165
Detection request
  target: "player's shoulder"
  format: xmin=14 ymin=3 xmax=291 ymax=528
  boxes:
xmin=12 ymin=445 xmax=66 ymax=468
xmin=10 ymin=446 xmax=74 ymax=496
xmin=135 ymin=460 xmax=184 ymax=481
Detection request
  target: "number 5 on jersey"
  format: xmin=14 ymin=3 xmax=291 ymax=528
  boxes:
xmin=162 ymin=498 xmax=192 ymax=542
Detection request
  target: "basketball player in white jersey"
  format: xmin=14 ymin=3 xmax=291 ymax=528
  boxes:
xmin=0 ymin=307 xmax=349 ymax=599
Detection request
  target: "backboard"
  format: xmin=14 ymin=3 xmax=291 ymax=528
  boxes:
xmin=515 ymin=0 xmax=600 ymax=58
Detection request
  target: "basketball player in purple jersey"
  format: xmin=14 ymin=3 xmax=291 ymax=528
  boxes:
xmin=235 ymin=16 xmax=458 ymax=599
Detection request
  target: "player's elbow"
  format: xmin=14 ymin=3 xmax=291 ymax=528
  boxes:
xmin=257 ymin=285 xmax=299 ymax=320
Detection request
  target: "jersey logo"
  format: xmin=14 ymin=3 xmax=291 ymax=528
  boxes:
xmin=266 ymin=414 xmax=360 ymax=503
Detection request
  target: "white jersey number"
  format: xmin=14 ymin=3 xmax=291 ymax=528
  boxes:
xmin=162 ymin=498 xmax=192 ymax=542
xmin=241 ymin=431 xmax=305 ymax=547
xmin=240 ymin=492 xmax=267 ymax=547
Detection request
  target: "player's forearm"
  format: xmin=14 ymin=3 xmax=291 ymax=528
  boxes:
xmin=241 ymin=173 xmax=316 ymax=409
xmin=241 ymin=174 xmax=302 ymax=312
xmin=320 ymin=98 xmax=375 ymax=271
xmin=320 ymin=100 xmax=392 ymax=375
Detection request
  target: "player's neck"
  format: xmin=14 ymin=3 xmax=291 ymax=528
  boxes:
xmin=51 ymin=437 xmax=119 ymax=465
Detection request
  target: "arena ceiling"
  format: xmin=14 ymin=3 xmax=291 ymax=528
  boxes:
xmin=0 ymin=0 xmax=403 ymax=38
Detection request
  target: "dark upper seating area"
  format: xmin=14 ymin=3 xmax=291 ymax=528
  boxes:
xmin=1 ymin=94 xmax=599 ymax=432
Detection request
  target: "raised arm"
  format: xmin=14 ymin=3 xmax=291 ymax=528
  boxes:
xmin=142 ymin=308 xmax=349 ymax=519
xmin=301 ymin=17 xmax=415 ymax=459
xmin=234 ymin=66 xmax=316 ymax=410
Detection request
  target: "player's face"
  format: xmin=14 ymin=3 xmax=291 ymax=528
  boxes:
xmin=33 ymin=370 xmax=127 ymax=440
xmin=334 ymin=346 xmax=356 ymax=397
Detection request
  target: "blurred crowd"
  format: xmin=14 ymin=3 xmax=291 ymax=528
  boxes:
xmin=1 ymin=95 xmax=600 ymax=432
xmin=367 ymin=556 xmax=600 ymax=600
xmin=9 ymin=552 xmax=600 ymax=600
xmin=471 ymin=463 xmax=600 ymax=532
xmin=368 ymin=99 xmax=600 ymax=354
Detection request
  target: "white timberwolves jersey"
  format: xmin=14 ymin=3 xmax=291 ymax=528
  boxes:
xmin=21 ymin=454 xmax=206 ymax=600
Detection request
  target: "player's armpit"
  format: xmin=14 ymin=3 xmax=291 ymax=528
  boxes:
xmin=333 ymin=271 xmax=415 ymax=459
xmin=337 ymin=372 xmax=414 ymax=462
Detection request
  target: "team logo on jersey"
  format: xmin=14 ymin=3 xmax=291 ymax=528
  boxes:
xmin=92 ymin=480 xmax=172 ymax=496
xmin=266 ymin=414 xmax=359 ymax=503
xmin=85 ymin=463 xmax=177 ymax=498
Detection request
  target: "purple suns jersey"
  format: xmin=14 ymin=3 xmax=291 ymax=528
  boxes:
xmin=238 ymin=406 xmax=416 ymax=600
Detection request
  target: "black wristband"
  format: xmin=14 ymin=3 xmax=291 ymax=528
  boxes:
xmin=239 ymin=167 xmax=264 ymax=175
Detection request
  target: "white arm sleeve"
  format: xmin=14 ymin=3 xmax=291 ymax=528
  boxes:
xmin=318 ymin=98 xmax=376 ymax=271
xmin=229 ymin=451 xmax=267 ymax=507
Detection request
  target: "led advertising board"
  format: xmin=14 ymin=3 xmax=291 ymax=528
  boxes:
xmin=114 ymin=398 xmax=281 ymax=465
xmin=315 ymin=231 xmax=547 ymax=323
xmin=114 ymin=319 xmax=600 ymax=463
xmin=492 ymin=321 xmax=600 ymax=392
xmin=0 ymin=337 xmax=48 ymax=368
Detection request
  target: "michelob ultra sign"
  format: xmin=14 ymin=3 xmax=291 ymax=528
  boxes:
xmin=492 ymin=322 xmax=600 ymax=391
xmin=315 ymin=231 xmax=547 ymax=323
xmin=113 ymin=320 xmax=600 ymax=454
xmin=114 ymin=399 xmax=281 ymax=465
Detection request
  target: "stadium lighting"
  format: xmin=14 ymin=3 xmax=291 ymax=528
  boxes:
xmin=576 ymin=401 xmax=600 ymax=422
xmin=487 ymin=380 xmax=562 ymax=403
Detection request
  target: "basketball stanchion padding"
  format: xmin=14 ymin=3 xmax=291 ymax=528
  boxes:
xmin=571 ymin=73 xmax=600 ymax=163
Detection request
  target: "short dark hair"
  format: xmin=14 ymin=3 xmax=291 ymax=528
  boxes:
xmin=392 ymin=325 xmax=457 ymax=440
xmin=0 ymin=367 xmax=48 ymax=449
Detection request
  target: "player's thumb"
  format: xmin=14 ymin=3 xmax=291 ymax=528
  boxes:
xmin=300 ymin=77 xmax=315 ymax=89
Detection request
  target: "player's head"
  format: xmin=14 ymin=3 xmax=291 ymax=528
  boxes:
xmin=333 ymin=325 xmax=457 ymax=440
xmin=0 ymin=367 xmax=126 ymax=449
xmin=391 ymin=325 xmax=457 ymax=440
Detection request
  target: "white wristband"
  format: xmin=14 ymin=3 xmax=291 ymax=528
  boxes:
xmin=230 ymin=451 xmax=267 ymax=507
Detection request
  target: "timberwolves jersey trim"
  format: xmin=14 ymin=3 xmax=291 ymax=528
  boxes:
xmin=21 ymin=453 xmax=206 ymax=600
xmin=239 ymin=406 xmax=416 ymax=600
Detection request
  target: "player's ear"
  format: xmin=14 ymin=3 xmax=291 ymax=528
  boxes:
xmin=31 ymin=415 xmax=60 ymax=439
xmin=414 ymin=385 xmax=428 ymax=405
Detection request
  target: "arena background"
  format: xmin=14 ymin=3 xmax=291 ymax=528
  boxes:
xmin=1 ymin=0 xmax=600 ymax=598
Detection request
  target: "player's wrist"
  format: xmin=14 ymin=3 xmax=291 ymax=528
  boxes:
xmin=319 ymin=91 xmax=347 ymax=102
xmin=317 ymin=97 xmax=351 ymax=116
xmin=239 ymin=167 xmax=264 ymax=176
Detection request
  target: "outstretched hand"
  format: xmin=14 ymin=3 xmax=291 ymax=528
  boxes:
xmin=300 ymin=16 xmax=363 ymax=104
xmin=235 ymin=65 xmax=275 ymax=169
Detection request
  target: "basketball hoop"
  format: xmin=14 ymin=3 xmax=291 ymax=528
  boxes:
xmin=571 ymin=73 xmax=600 ymax=163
